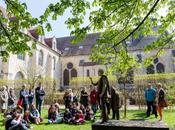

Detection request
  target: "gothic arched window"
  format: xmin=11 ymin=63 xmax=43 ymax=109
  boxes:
xmin=146 ymin=64 xmax=155 ymax=74
xmin=38 ymin=50 xmax=44 ymax=66
xmin=156 ymin=62 xmax=165 ymax=73
xmin=71 ymin=68 xmax=77 ymax=78
xmin=63 ymin=69 xmax=69 ymax=86
xmin=53 ymin=57 xmax=56 ymax=70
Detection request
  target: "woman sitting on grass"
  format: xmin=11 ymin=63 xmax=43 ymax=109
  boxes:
xmin=54 ymin=103 xmax=63 ymax=123
xmin=23 ymin=110 xmax=31 ymax=124
xmin=48 ymin=105 xmax=57 ymax=124
xmin=30 ymin=104 xmax=41 ymax=125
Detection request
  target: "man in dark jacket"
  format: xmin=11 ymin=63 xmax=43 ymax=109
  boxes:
xmin=80 ymin=87 xmax=89 ymax=108
xmin=20 ymin=85 xmax=29 ymax=113
xmin=35 ymin=82 xmax=45 ymax=115
xmin=90 ymin=69 xmax=110 ymax=123
xmin=111 ymin=86 xmax=120 ymax=120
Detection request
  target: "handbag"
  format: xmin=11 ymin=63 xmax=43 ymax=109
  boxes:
xmin=159 ymin=99 xmax=168 ymax=108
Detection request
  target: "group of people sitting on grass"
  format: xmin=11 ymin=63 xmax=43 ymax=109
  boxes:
xmin=5 ymin=104 xmax=42 ymax=130
xmin=47 ymin=102 xmax=93 ymax=125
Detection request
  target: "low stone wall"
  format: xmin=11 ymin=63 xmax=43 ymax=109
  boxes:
xmin=92 ymin=120 xmax=169 ymax=130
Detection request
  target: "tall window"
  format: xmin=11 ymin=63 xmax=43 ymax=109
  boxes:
xmin=156 ymin=63 xmax=165 ymax=73
xmin=87 ymin=69 xmax=90 ymax=77
xmin=63 ymin=62 xmax=78 ymax=86
xmin=53 ymin=57 xmax=56 ymax=70
xmin=71 ymin=68 xmax=77 ymax=78
xmin=38 ymin=50 xmax=44 ymax=66
xmin=137 ymin=54 xmax=142 ymax=63
xmin=17 ymin=53 xmax=25 ymax=60
xmin=146 ymin=64 xmax=155 ymax=74
xmin=146 ymin=58 xmax=165 ymax=74
xmin=63 ymin=69 xmax=69 ymax=86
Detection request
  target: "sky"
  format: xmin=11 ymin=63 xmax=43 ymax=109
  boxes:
xmin=0 ymin=0 xmax=91 ymax=38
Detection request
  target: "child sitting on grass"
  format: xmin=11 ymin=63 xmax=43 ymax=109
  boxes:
xmin=79 ymin=104 xmax=86 ymax=115
xmin=73 ymin=110 xmax=85 ymax=125
xmin=63 ymin=109 xmax=72 ymax=124
xmin=30 ymin=104 xmax=42 ymax=125
xmin=55 ymin=103 xmax=63 ymax=123
xmin=85 ymin=106 xmax=93 ymax=120
xmin=23 ymin=110 xmax=31 ymax=124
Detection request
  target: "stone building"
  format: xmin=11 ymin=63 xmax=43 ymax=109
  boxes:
xmin=0 ymin=6 xmax=61 ymax=89
xmin=0 ymin=30 xmax=61 ymax=89
xmin=55 ymin=33 xmax=175 ymax=89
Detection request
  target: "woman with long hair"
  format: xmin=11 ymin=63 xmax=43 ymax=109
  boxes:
xmin=156 ymin=83 xmax=167 ymax=121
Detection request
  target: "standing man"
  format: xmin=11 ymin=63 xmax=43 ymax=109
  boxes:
xmin=35 ymin=82 xmax=45 ymax=115
xmin=90 ymin=69 xmax=110 ymax=123
xmin=80 ymin=87 xmax=89 ymax=108
xmin=20 ymin=85 xmax=29 ymax=113
xmin=145 ymin=83 xmax=157 ymax=118
xmin=111 ymin=86 xmax=120 ymax=120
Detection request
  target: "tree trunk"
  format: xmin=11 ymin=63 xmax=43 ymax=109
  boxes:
xmin=123 ymin=79 xmax=127 ymax=119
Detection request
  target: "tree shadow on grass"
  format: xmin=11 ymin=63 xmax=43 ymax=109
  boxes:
xmin=129 ymin=112 xmax=146 ymax=121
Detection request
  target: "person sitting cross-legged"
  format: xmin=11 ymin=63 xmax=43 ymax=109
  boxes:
xmin=85 ymin=106 xmax=93 ymax=121
xmin=30 ymin=104 xmax=42 ymax=125
xmin=63 ymin=109 xmax=73 ymax=124
xmin=48 ymin=105 xmax=58 ymax=124
xmin=73 ymin=110 xmax=85 ymax=125
xmin=54 ymin=103 xmax=63 ymax=123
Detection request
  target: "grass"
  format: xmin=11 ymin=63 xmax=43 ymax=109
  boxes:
xmin=0 ymin=108 xmax=175 ymax=130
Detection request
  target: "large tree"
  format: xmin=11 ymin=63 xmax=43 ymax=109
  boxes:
xmin=0 ymin=0 xmax=175 ymax=67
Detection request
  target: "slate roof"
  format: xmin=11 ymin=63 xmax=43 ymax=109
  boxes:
xmin=79 ymin=61 xmax=98 ymax=66
xmin=44 ymin=38 xmax=53 ymax=48
xmin=28 ymin=29 xmax=39 ymax=40
xmin=129 ymin=35 xmax=157 ymax=51
xmin=56 ymin=32 xmax=157 ymax=56
xmin=56 ymin=33 xmax=100 ymax=56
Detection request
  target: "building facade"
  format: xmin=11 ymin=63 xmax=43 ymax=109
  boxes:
xmin=56 ymin=33 xmax=175 ymax=89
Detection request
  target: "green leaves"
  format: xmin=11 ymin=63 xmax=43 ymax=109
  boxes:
xmin=45 ymin=23 xmax=52 ymax=32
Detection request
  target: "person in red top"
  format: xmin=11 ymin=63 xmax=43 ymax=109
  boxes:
xmin=90 ymin=85 xmax=98 ymax=114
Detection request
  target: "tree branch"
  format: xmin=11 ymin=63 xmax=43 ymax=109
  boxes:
xmin=0 ymin=19 xmax=17 ymax=49
xmin=112 ymin=0 xmax=160 ymax=48
xmin=4 ymin=0 xmax=24 ymax=17
xmin=154 ymin=30 xmax=175 ymax=58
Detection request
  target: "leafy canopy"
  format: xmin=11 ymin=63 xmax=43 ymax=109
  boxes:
xmin=0 ymin=0 xmax=175 ymax=74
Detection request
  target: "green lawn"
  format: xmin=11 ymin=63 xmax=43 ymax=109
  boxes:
xmin=0 ymin=108 xmax=175 ymax=130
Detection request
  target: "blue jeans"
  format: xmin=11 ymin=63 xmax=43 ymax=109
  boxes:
xmin=91 ymin=104 xmax=97 ymax=114
xmin=23 ymin=104 xmax=28 ymax=113
xmin=36 ymin=100 xmax=43 ymax=115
